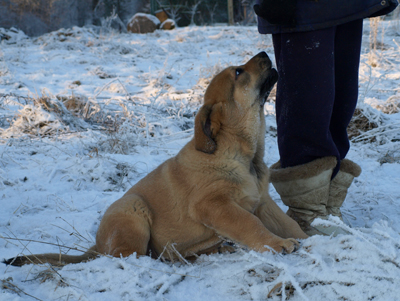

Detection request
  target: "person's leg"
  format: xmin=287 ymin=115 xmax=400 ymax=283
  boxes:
xmin=330 ymin=19 xmax=363 ymax=160
xmin=326 ymin=19 xmax=364 ymax=219
xmin=271 ymin=28 xmax=343 ymax=236
xmin=270 ymin=22 xmax=364 ymax=234
xmin=272 ymin=28 xmax=340 ymax=171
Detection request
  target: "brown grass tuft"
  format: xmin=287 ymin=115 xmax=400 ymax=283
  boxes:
xmin=376 ymin=96 xmax=400 ymax=114
xmin=34 ymin=93 xmax=62 ymax=114
xmin=56 ymin=94 xmax=90 ymax=117
xmin=347 ymin=108 xmax=379 ymax=141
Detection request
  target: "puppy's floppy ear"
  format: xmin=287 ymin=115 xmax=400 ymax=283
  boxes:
xmin=194 ymin=103 xmax=222 ymax=154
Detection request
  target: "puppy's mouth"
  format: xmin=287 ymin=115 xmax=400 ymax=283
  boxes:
xmin=259 ymin=68 xmax=278 ymax=105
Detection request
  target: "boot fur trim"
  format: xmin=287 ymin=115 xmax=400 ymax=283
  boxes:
xmin=269 ymin=157 xmax=337 ymax=183
xmin=339 ymin=159 xmax=361 ymax=177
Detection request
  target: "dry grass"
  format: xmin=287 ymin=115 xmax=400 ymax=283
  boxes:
xmin=1 ymin=277 xmax=43 ymax=300
xmin=56 ymin=94 xmax=91 ymax=117
xmin=379 ymin=150 xmax=400 ymax=164
xmin=267 ymin=280 xmax=356 ymax=300
xmin=348 ymin=104 xmax=400 ymax=144
xmin=368 ymin=17 xmax=383 ymax=67
xmin=347 ymin=108 xmax=379 ymax=141
xmin=29 ymin=268 xmax=68 ymax=287
xmin=267 ymin=282 xmax=296 ymax=299
xmin=0 ymin=92 xmax=93 ymax=138
xmin=33 ymin=93 xmax=62 ymax=114
xmin=376 ymin=95 xmax=400 ymax=114
xmin=0 ymin=90 xmax=135 ymax=144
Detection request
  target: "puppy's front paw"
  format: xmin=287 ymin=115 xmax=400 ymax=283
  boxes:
xmin=272 ymin=238 xmax=300 ymax=254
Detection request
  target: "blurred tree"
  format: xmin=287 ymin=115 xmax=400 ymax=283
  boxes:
xmin=0 ymin=0 xmax=146 ymax=36
xmin=0 ymin=0 xmax=93 ymax=36
xmin=157 ymin=0 xmax=231 ymax=26
xmin=0 ymin=0 xmax=255 ymax=36
xmin=94 ymin=0 xmax=147 ymax=25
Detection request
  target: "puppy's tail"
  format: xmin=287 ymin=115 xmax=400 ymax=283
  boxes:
xmin=2 ymin=245 xmax=98 ymax=267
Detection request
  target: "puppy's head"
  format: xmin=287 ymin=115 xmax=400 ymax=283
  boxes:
xmin=195 ymin=52 xmax=278 ymax=154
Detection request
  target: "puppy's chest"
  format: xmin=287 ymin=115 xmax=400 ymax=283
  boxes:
xmin=237 ymin=163 xmax=269 ymax=211
xmin=216 ymin=160 xmax=267 ymax=211
xmin=236 ymin=175 xmax=264 ymax=211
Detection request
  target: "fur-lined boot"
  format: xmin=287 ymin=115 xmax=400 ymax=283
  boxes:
xmin=327 ymin=159 xmax=361 ymax=219
xmin=270 ymin=157 xmax=339 ymax=236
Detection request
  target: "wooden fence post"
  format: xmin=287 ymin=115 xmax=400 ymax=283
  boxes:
xmin=228 ymin=0 xmax=234 ymax=25
xmin=150 ymin=0 xmax=158 ymax=15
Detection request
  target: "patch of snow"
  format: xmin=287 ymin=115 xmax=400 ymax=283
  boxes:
xmin=0 ymin=20 xmax=399 ymax=300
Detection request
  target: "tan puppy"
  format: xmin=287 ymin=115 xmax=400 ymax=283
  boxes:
xmin=4 ymin=52 xmax=307 ymax=267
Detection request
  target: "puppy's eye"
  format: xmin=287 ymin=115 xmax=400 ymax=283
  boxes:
xmin=235 ymin=68 xmax=244 ymax=79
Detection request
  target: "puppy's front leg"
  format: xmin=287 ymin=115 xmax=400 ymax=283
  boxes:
xmin=255 ymin=193 xmax=308 ymax=239
xmin=191 ymin=196 xmax=299 ymax=254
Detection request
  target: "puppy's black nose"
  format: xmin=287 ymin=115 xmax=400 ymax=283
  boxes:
xmin=256 ymin=51 xmax=268 ymax=58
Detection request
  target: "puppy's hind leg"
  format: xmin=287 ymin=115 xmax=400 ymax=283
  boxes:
xmin=96 ymin=194 xmax=152 ymax=258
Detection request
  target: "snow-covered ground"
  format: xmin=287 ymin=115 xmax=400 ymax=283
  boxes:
xmin=0 ymin=19 xmax=400 ymax=300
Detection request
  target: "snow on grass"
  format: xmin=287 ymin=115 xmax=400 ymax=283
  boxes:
xmin=0 ymin=20 xmax=399 ymax=300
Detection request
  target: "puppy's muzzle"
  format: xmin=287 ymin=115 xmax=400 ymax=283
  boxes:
xmin=252 ymin=52 xmax=278 ymax=104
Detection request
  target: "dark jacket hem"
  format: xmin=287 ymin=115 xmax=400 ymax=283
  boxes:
xmin=257 ymin=0 xmax=398 ymax=34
